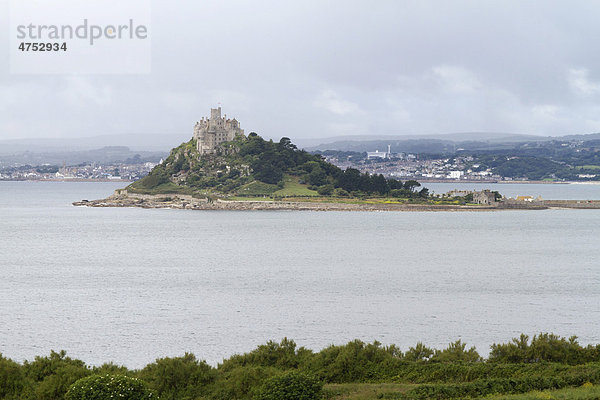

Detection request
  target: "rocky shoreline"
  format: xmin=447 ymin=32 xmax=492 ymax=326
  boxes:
xmin=72 ymin=192 xmax=556 ymax=212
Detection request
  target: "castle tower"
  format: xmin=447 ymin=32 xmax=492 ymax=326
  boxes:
xmin=210 ymin=107 xmax=221 ymax=120
xmin=193 ymin=107 xmax=245 ymax=155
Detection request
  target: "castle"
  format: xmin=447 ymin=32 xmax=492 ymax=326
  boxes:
xmin=193 ymin=107 xmax=245 ymax=155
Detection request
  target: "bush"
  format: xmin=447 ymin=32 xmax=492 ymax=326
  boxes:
xmin=254 ymin=371 xmax=323 ymax=400
xmin=0 ymin=354 xmax=25 ymax=399
xmin=316 ymin=185 xmax=334 ymax=196
xmin=221 ymin=339 xmax=310 ymax=372
xmin=489 ymin=333 xmax=600 ymax=364
xmin=431 ymin=340 xmax=481 ymax=362
xmin=139 ymin=353 xmax=216 ymax=400
xmin=65 ymin=374 xmax=155 ymax=400
xmin=212 ymin=365 xmax=280 ymax=400
xmin=303 ymin=340 xmax=403 ymax=383
xmin=333 ymin=188 xmax=349 ymax=197
xmin=22 ymin=350 xmax=90 ymax=400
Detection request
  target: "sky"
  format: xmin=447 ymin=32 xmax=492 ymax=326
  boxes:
xmin=2 ymin=0 xmax=600 ymax=142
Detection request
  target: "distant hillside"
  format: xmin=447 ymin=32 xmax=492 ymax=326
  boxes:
xmin=301 ymin=132 xmax=600 ymax=153
xmin=0 ymin=133 xmax=190 ymax=155
xmin=0 ymin=146 xmax=166 ymax=166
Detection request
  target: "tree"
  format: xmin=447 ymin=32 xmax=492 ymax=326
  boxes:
xmin=23 ymin=350 xmax=90 ymax=400
xmin=308 ymin=167 xmax=327 ymax=186
xmin=372 ymin=174 xmax=390 ymax=195
xmin=254 ymin=371 xmax=322 ymax=400
xmin=139 ymin=353 xmax=216 ymax=400
xmin=0 ymin=355 xmax=25 ymax=399
xmin=431 ymin=340 xmax=481 ymax=362
xmin=403 ymin=180 xmax=421 ymax=192
xmin=65 ymin=374 xmax=155 ymax=400
xmin=405 ymin=343 xmax=434 ymax=362
xmin=317 ymin=184 xmax=334 ymax=196
xmin=278 ymin=137 xmax=297 ymax=150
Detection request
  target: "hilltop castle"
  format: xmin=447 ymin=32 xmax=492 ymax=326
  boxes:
xmin=193 ymin=107 xmax=245 ymax=155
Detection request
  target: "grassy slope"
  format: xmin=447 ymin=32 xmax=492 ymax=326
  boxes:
xmin=323 ymin=383 xmax=600 ymax=400
xmin=273 ymin=175 xmax=319 ymax=197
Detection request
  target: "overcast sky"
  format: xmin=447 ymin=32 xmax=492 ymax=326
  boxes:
xmin=2 ymin=0 xmax=600 ymax=142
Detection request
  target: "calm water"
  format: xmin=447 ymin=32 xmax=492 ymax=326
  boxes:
xmin=1 ymin=181 xmax=599 ymax=368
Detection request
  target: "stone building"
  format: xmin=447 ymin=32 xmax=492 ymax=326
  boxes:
xmin=473 ymin=190 xmax=497 ymax=205
xmin=193 ymin=107 xmax=245 ymax=155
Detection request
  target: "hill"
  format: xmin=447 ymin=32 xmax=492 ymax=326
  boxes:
xmin=128 ymin=133 xmax=427 ymax=199
xmin=0 ymin=146 xmax=165 ymax=166
xmin=301 ymin=132 xmax=600 ymax=153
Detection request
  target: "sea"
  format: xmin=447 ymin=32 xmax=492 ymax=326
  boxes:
xmin=1 ymin=181 xmax=599 ymax=368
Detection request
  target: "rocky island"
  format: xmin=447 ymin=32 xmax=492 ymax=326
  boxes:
xmin=74 ymin=107 xmax=600 ymax=211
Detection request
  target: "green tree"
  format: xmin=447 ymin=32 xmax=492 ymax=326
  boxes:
xmin=65 ymin=374 xmax=155 ymax=400
xmin=139 ymin=353 xmax=216 ymax=400
xmin=22 ymin=350 xmax=90 ymax=400
xmin=431 ymin=340 xmax=481 ymax=362
xmin=0 ymin=354 xmax=25 ymax=399
xmin=403 ymin=180 xmax=421 ymax=192
xmin=254 ymin=371 xmax=323 ymax=400
xmin=317 ymin=184 xmax=334 ymax=196
xmin=405 ymin=343 xmax=434 ymax=362
xmin=308 ymin=167 xmax=327 ymax=186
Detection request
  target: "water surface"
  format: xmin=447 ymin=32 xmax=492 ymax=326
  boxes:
xmin=1 ymin=182 xmax=599 ymax=367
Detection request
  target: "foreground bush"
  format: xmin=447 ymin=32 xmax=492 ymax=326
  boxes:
xmin=1 ymin=334 xmax=599 ymax=400
xmin=22 ymin=350 xmax=90 ymax=400
xmin=254 ymin=371 xmax=323 ymax=400
xmin=490 ymin=333 xmax=600 ymax=364
xmin=403 ymin=372 xmax=600 ymax=399
xmin=139 ymin=353 xmax=216 ymax=400
xmin=65 ymin=374 xmax=155 ymax=400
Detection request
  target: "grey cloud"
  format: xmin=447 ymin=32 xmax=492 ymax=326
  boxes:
xmin=2 ymin=0 xmax=600 ymax=142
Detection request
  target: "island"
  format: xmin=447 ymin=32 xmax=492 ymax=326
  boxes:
xmin=74 ymin=107 xmax=600 ymax=211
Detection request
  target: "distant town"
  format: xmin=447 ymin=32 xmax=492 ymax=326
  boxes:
xmin=323 ymin=150 xmax=502 ymax=182
xmin=0 ymin=161 xmax=156 ymax=182
xmin=1 ymin=131 xmax=599 ymax=183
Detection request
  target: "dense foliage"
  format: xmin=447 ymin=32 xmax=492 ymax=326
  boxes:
xmin=461 ymin=140 xmax=600 ymax=180
xmin=254 ymin=371 xmax=322 ymax=400
xmin=2 ymin=334 xmax=600 ymax=400
xmin=65 ymin=374 xmax=155 ymax=400
xmin=130 ymin=135 xmax=429 ymax=198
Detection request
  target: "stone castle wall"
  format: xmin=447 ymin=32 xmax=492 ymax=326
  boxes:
xmin=193 ymin=107 xmax=245 ymax=155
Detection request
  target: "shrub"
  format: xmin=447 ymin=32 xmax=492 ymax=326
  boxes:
xmin=489 ymin=333 xmax=600 ymax=364
xmin=304 ymin=340 xmax=403 ymax=383
xmin=431 ymin=340 xmax=481 ymax=362
xmin=254 ymin=371 xmax=323 ymax=400
xmin=212 ymin=365 xmax=280 ymax=400
xmin=139 ymin=353 xmax=216 ymax=400
xmin=22 ymin=350 xmax=90 ymax=400
xmin=316 ymin=185 xmax=334 ymax=196
xmin=65 ymin=374 xmax=155 ymax=400
xmin=221 ymin=339 xmax=309 ymax=372
xmin=0 ymin=354 xmax=25 ymax=399
xmin=333 ymin=188 xmax=349 ymax=197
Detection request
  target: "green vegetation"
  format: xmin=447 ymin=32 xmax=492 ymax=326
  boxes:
xmin=127 ymin=135 xmax=435 ymax=202
xmin=254 ymin=371 xmax=323 ymax=400
xmin=2 ymin=334 xmax=600 ymax=399
xmin=273 ymin=176 xmax=319 ymax=197
xmin=65 ymin=374 xmax=155 ymax=400
xmin=464 ymin=148 xmax=600 ymax=181
xmin=487 ymin=383 xmax=600 ymax=399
